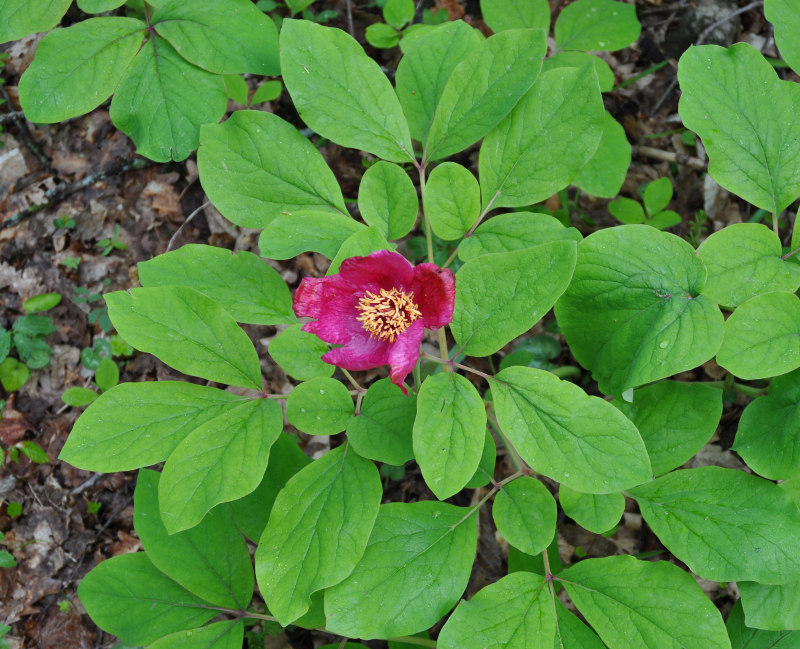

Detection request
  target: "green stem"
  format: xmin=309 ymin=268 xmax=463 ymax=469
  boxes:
xmin=704 ymin=380 xmax=766 ymax=397
xmin=612 ymin=60 xmax=670 ymax=90
xmin=773 ymin=211 xmax=780 ymax=237
xmin=550 ymin=366 xmax=581 ymax=380
xmin=341 ymin=368 xmax=364 ymax=393
xmin=442 ymin=246 xmax=460 ymax=269
xmin=487 ymin=410 xmax=525 ymax=473
xmin=389 ymin=635 xmax=438 ymax=647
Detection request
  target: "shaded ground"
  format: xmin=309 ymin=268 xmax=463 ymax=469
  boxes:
xmin=0 ymin=0 xmax=791 ymax=646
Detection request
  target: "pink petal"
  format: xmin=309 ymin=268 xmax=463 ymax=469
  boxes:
xmin=387 ymin=319 xmax=425 ymax=395
xmin=411 ymin=264 xmax=456 ymax=329
xmin=322 ymin=330 xmax=392 ymax=370
xmin=339 ymin=250 xmax=416 ymax=293
xmin=293 ymin=277 xmax=326 ymax=319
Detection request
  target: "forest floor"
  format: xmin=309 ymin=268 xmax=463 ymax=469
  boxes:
xmin=0 ymin=0 xmax=791 ymax=647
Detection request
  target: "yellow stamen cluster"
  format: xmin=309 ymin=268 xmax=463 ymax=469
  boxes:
xmin=356 ymin=287 xmax=422 ymax=342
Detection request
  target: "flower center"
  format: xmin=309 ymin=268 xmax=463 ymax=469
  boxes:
xmin=356 ymin=288 xmax=422 ymax=342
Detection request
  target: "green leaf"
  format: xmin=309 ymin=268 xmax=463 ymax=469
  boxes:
xmin=479 ymin=64 xmax=604 ymax=209
xmin=18 ymin=18 xmax=145 ymax=123
xmin=258 ymin=209 xmax=364 ymax=260
xmin=697 ymin=223 xmax=800 ymax=307
xmin=269 ymin=324 xmax=334 ymax=381
xmin=280 ymin=19 xmax=414 ymax=163
xmin=59 ymin=381 xmax=240 ymax=471
xmin=574 ymin=112 xmax=630 ymax=197
xmin=395 ymin=21 xmax=483 ymax=143
xmin=347 ymin=378 xmax=416 ymax=465
xmin=608 ymin=197 xmax=645 ymax=224
xmin=735 ymin=368 xmax=800 ymax=479
xmin=739 ymin=580 xmax=800 ymax=631
xmin=766 ymin=0 xmax=800 ymax=76
xmin=464 ymin=429 xmax=497 ymax=488
xmin=554 ymin=0 xmax=641 ymax=52
xmin=94 ymin=357 xmax=119 ymax=392
xmin=678 ymin=43 xmax=800 ymax=214
xmin=358 ymin=162 xmax=418 ymax=240
xmin=561 ymin=556 xmax=730 ymax=649
xmin=13 ymin=315 xmax=56 ymax=337
xmin=480 ymin=0 xmax=550 ymax=33
xmin=554 ymin=599 xmax=607 ymax=649
xmin=110 ymin=37 xmax=227 ymax=162
xmin=61 ymin=387 xmax=99 ymax=407
xmin=256 ymin=444 xmax=381 ymax=625
xmin=106 ymin=286 xmax=262 ymax=389
xmin=139 ymin=245 xmax=295 ymax=325
xmin=78 ymin=553 xmax=217 ymax=646
xmin=544 ymin=51 xmax=616 ymax=92
xmin=365 ymin=23 xmax=400 ymax=49
xmin=458 ymin=212 xmax=582 ymax=262
xmin=438 ymin=572 xmax=555 ymax=649
xmin=0 ymin=551 xmax=16 ymax=569
xmin=451 ymin=240 xmax=577 ymax=356
xmin=559 ymin=485 xmax=624 ymax=534
xmin=134 ymin=470 xmax=253 ymax=608
xmin=230 ymin=433 xmax=311 ymax=541
xmin=727 ymin=598 xmax=800 ymax=649
xmin=491 ymin=366 xmax=652 ymax=492
xmin=647 ymin=209 xmax=682 ymax=230
xmin=23 ymin=293 xmax=61 ymax=313
xmin=286 ymin=0 xmax=315 ymax=14
xmin=643 ymin=177 xmax=673 ymax=215
xmin=0 ymin=0 xmax=71 ymax=42
xmin=325 ymin=501 xmax=478 ymax=639
xmin=426 ymin=29 xmax=547 ymax=161
xmin=327 ymin=227 xmax=394 ymax=275
xmin=554 ymin=225 xmax=724 ymax=396
xmin=198 ymin=111 xmax=347 ymax=229
xmin=716 ymin=292 xmax=800 ymax=379
xmin=384 ymin=0 xmax=414 ymax=29
xmin=413 ymin=373 xmax=486 ymax=499
xmin=0 ymin=358 xmax=30 ymax=392
xmin=78 ymin=0 xmax=127 ymax=13
xmin=0 ymin=329 xmax=10 ymax=364
xmin=251 ymin=80 xmax=282 ymax=104
xmin=152 ymin=0 xmax=280 ymax=75
xmin=159 ymin=398 xmax=282 ymax=533
xmin=286 ymin=377 xmax=354 ymax=435
xmin=424 ymin=163 xmax=480 ymax=240
xmin=493 ymin=476 xmax=556 ymax=555
xmin=630 ymin=466 xmax=800 ymax=584
xmin=147 ymin=620 xmax=244 ymax=649
xmin=18 ymin=441 xmax=50 ymax=464
xmin=612 ymin=381 xmax=722 ymax=476
xmin=13 ymin=334 xmax=52 ymax=369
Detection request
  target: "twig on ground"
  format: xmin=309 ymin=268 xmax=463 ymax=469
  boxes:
xmin=166 ymin=200 xmax=211 ymax=252
xmin=633 ymin=144 xmax=707 ymax=170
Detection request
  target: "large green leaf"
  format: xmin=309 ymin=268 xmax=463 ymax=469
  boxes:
xmin=229 ymin=433 xmax=312 ymax=542
xmin=77 ymin=0 xmax=127 ymax=12
xmin=134 ymin=470 xmax=253 ymax=609
xmin=554 ymin=0 xmax=641 ymax=52
xmin=739 ymin=580 xmax=800 ymax=631
xmin=480 ymin=0 xmax=550 ymax=33
xmin=197 ymin=111 xmax=346 ymax=229
xmin=256 ymin=445 xmax=381 ymax=625
xmin=493 ymin=476 xmax=557 ymax=555
xmin=678 ymin=43 xmax=800 ymax=214
xmin=630 ymin=466 xmax=800 ymax=584
xmin=554 ymin=225 xmax=724 ymax=396
xmin=395 ymin=21 xmax=483 ymax=143
xmin=766 ymin=0 xmax=800 ymax=76
xmin=357 ymin=162 xmax=418 ymax=240
xmin=727 ymin=599 xmax=800 ymax=648
xmin=325 ymin=501 xmax=478 ymax=639
xmin=268 ymin=324 xmax=334 ymax=381
xmin=152 ymin=0 xmax=279 ymax=75
xmin=574 ymin=111 xmax=631 ymax=198
xmin=612 ymin=381 xmax=722 ymax=476
xmin=258 ymin=209 xmax=364 ymax=260
xmin=425 ymin=29 xmax=546 ymax=161
xmin=280 ymin=19 xmax=414 ymax=163
xmin=558 ymin=485 xmax=625 ymax=534
xmin=159 ymin=398 xmax=282 ymax=533
xmin=106 ymin=287 xmax=262 ymax=389
xmin=457 ymin=212 xmax=582 ymax=262
xmin=561 ymin=556 xmax=730 ymax=649
xmin=59 ymin=382 xmax=240 ymax=472
xmin=347 ymin=378 xmax=416 ymax=465
xmin=109 ymin=37 xmax=227 ymax=162
xmin=554 ymin=599 xmax=607 ymax=649
xmin=286 ymin=377 xmax=354 ymax=435
xmin=413 ymin=373 xmax=486 ymax=500
xmin=479 ymin=64 xmax=604 ymax=209
xmin=78 ymin=553 xmax=218 ymax=646
xmin=0 ymin=0 xmax=71 ymax=41
xmin=491 ymin=366 xmax=651 ymax=492
xmin=697 ymin=223 xmax=800 ymax=307
xmin=735 ymin=369 xmax=800 ymax=480
xmin=19 ymin=18 xmax=145 ymax=123
xmin=139 ymin=245 xmax=294 ymax=325
xmin=438 ymin=572 xmax=555 ymax=649
xmin=451 ymin=240 xmax=577 ymax=357
xmin=716 ymin=292 xmax=800 ymax=379
xmin=148 ymin=620 xmax=244 ymax=649
xmin=424 ymin=163 xmax=480 ymax=240
xmin=543 ymin=51 xmax=616 ymax=92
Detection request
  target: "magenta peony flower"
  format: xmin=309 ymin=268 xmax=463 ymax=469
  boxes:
xmin=293 ymin=250 xmax=456 ymax=394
